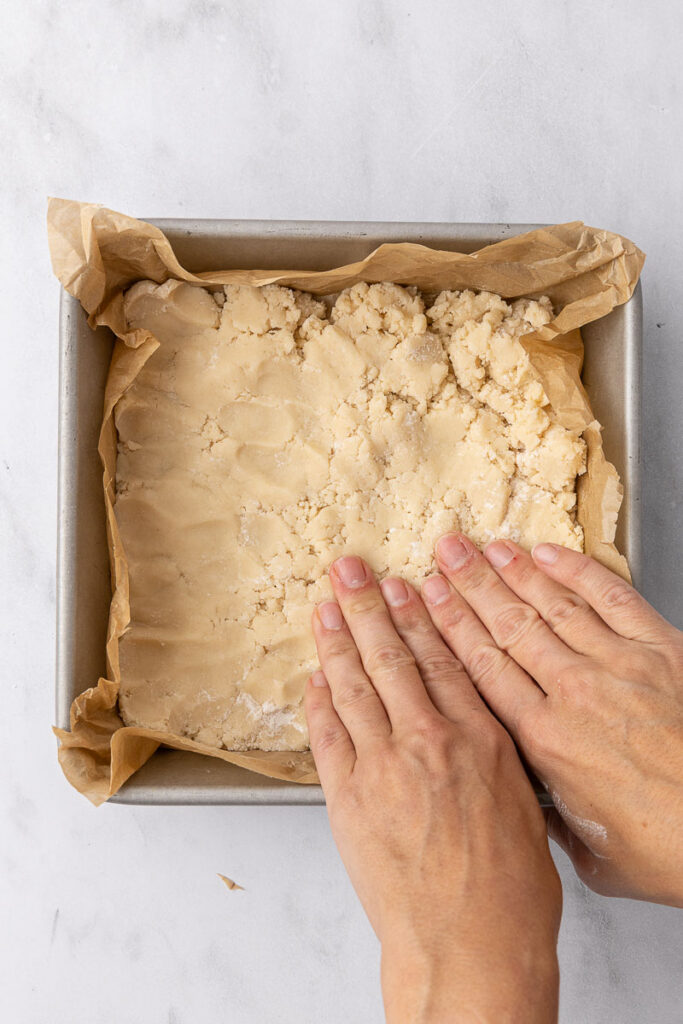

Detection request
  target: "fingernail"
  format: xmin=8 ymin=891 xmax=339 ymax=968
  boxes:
xmin=436 ymin=533 xmax=470 ymax=570
xmin=380 ymin=577 xmax=410 ymax=608
xmin=333 ymin=556 xmax=367 ymax=588
xmin=311 ymin=670 xmax=328 ymax=688
xmin=422 ymin=574 xmax=451 ymax=606
xmin=485 ymin=542 xmax=514 ymax=569
xmin=318 ymin=602 xmax=343 ymax=630
xmin=533 ymin=543 xmax=559 ymax=565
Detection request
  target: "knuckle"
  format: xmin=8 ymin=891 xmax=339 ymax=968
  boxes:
xmin=420 ymin=649 xmax=464 ymax=679
xmin=365 ymin=641 xmax=416 ymax=676
xmin=320 ymin=634 xmax=355 ymax=663
xmin=545 ymin=594 xmax=585 ymax=629
xmin=403 ymin=612 xmax=438 ymax=637
xmin=413 ymin=710 xmax=447 ymax=738
xmin=314 ymin=725 xmax=346 ymax=754
xmin=492 ymin=604 xmax=541 ymax=649
xmin=410 ymin=714 xmax=453 ymax=756
xmin=437 ymin=602 xmax=468 ymax=632
xmin=600 ymin=581 xmax=638 ymax=611
xmin=336 ymin=681 xmax=374 ymax=710
xmin=468 ymin=641 xmax=503 ymax=682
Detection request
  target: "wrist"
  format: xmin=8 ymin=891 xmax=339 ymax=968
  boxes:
xmin=381 ymin=928 xmax=559 ymax=1024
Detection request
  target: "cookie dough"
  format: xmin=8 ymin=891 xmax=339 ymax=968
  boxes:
xmin=115 ymin=280 xmax=586 ymax=751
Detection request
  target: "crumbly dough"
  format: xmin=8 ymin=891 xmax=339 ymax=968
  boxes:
xmin=115 ymin=280 xmax=586 ymax=751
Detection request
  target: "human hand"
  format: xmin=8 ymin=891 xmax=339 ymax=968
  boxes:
xmin=422 ymin=534 xmax=683 ymax=906
xmin=305 ymin=556 xmax=561 ymax=1024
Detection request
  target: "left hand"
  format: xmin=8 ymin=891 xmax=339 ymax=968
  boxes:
xmin=305 ymin=555 xmax=562 ymax=1024
xmin=420 ymin=533 xmax=683 ymax=906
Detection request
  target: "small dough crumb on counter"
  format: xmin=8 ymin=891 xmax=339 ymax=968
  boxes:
xmin=115 ymin=281 xmax=586 ymax=752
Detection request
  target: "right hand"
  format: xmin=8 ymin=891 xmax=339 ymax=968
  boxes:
xmin=421 ymin=533 xmax=683 ymax=906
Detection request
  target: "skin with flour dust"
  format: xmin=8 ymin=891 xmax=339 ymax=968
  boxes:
xmin=305 ymin=535 xmax=683 ymax=1022
xmin=548 ymin=791 xmax=608 ymax=855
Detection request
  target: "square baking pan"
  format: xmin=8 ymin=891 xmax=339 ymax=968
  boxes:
xmin=56 ymin=220 xmax=642 ymax=804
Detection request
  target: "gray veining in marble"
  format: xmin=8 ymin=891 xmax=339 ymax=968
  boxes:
xmin=1 ymin=1 xmax=681 ymax=1021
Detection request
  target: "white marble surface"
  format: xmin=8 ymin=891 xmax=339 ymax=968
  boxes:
xmin=1 ymin=1 xmax=681 ymax=1021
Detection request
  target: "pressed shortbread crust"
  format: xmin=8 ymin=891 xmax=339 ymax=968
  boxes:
xmin=115 ymin=281 xmax=586 ymax=751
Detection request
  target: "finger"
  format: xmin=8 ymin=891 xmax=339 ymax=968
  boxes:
xmin=421 ymin=571 xmax=545 ymax=741
xmin=329 ymin=557 xmax=437 ymax=727
xmin=435 ymin=533 xmax=579 ymax=690
xmin=305 ymin=671 xmax=355 ymax=793
xmin=379 ymin=576 xmax=484 ymax=721
xmin=312 ymin=601 xmax=391 ymax=750
xmin=483 ymin=540 xmax=619 ymax=656
xmin=533 ymin=543 xmax=671 ymax=643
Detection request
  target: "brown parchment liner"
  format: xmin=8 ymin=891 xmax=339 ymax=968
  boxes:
xmin=47 ymin=199 xmax=644 ymax=805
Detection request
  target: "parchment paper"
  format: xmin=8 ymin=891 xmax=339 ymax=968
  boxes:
xmin=47 ymin=199 xmax=644 ymax=804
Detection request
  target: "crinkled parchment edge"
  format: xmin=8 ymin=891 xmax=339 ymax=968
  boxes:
xmin=48 ymin=200 xmax=643 ymax=803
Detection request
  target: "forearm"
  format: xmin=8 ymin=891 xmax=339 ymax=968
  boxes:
xmin=381 ymin=932 xmax=559 ymax=1024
